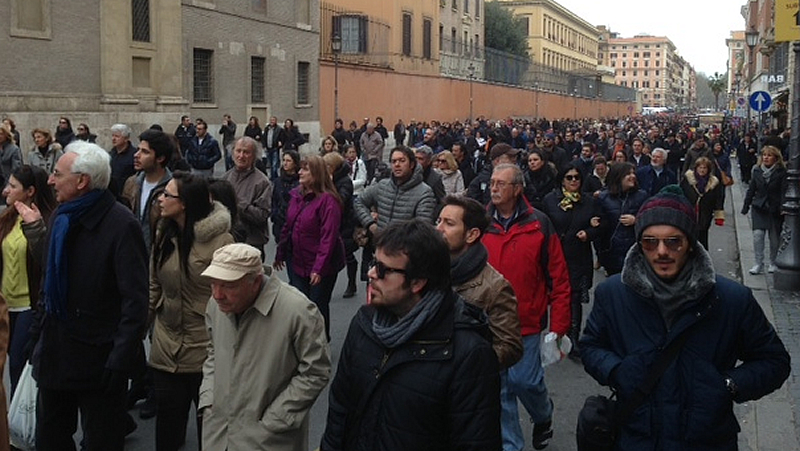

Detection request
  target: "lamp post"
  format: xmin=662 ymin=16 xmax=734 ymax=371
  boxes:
xmin=468 ymin=63 xmax=475 ymax=124
xmin=332 ymin=32 xmax=342 ymax=126
xmin=534 ymin=82 xmax=540 ymax=119
xmin=745 ymin=28 xmax=759 ymax=136
xmin=573 ymin=88 xmax=578 ymax=119
xmin=773 ymin=41 xmax=800 ymax=289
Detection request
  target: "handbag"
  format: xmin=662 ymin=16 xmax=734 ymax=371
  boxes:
xmin=715 ymin=159 xmax=734 ymax=186
xmin=576 ymin=318 xmax=700 ymax=451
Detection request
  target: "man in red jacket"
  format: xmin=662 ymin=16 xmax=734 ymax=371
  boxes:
xmin=483 ymin=162 xmax=571 ymax=451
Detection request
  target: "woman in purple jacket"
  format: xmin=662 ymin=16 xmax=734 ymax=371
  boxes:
xmin=274 ymin=155 xmax=345 ymax=340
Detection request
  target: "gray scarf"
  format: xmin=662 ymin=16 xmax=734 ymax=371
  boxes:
xmin=372 ymin=290 xmax=445 ymax=348
xmin=621 ymin=243 xmax=715 ymax=329
xmin=761 ymin=163 xmax=776 ymax=184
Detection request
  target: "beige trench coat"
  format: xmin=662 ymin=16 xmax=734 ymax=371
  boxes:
xmin=200 ymin=268 xmax=331 ymax=451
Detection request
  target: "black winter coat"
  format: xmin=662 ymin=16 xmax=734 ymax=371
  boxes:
xmin=321 ymin=294 xmax=501 ymax=451
xmin=582 ymin=273 xmax=789 ymax=451
xmin=542 ymin=190 xmax=599 ymax=287
xmin=743 ymin=165 xmax=787 ymax=216
xmin=271 ymin=170 xmax=299 ymax=241
xmin=596 ymin=188 xmax=649 ymax=275
xmin=332 ymin=162 xmax=357 ymax=252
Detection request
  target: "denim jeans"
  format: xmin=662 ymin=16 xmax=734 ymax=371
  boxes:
xmin=267 ymin=148 xmax=280 ymax=180
xmin=501 ymin=333 xmax=553 ymax=451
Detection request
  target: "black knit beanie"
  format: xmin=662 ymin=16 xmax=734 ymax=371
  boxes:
xmin=635 ymin=185 xmax=697 ymax=243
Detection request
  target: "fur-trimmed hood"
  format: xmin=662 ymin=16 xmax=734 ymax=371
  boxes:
xmin=621 ymin=242 xmax=715 ymax=301
xmin=683 ymin=170 xmax=719 ymax=192
xmin=194 ymin=201 xmax=232 ymax=243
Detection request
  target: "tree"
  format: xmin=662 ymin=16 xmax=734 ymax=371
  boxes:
xmin=485 ymin=1 xmax=529 ymax=58
xmin=707 ymin=72 xmax=728 ymax=111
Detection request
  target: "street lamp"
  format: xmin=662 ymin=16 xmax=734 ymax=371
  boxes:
xmin=745 ymin=28 xmax=759 ymax=135
xmin=573 ymin=88 xmax=578 ymax=119
xmin=774 ymin=41 xmax=800 ymax=289
xmin=534 ymin=82 xmax=540 ymax=119
xmin=332 ymin=32 xmax=342 ymax=126
xmin=468 ymin=63 xmax=475 ymax=124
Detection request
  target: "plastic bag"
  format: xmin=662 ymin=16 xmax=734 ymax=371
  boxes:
xmin=9 ymin=362 xmax=37 ymax=451
xmin=540 ymin=332 xmax=572 ymax=367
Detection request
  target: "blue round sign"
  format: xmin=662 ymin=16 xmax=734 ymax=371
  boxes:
xmin=749 ymin=91 xmax=772 ymax=112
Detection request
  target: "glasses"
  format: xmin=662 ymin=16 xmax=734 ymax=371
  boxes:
xmin=490 ymin=180 xmax=518 ymax=189
xmin=436 ymin=159 xmax=447 ymax=163
xmin=369 ymin=259 xmax=407 ymax=279
xmin=161 ymin=191 xmax=180 ymax=199
xmin=564 ymin=174 xmax=581 ymax=182
xmin=640 ymin=237 xmax=685 ymax=252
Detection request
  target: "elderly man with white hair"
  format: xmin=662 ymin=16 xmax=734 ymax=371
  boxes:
xmin=359 ymin=122 xmax=384 ymax=183
xmin=636 ymin=147 xmax=677 ymax=197
xmin=109 ymin=123 xmax=137 ymax=197
xmin=20 ymin=141 xmax=149 ymax=451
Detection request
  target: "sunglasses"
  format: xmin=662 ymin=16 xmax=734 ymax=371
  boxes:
xmin=369 ymin=259 xmax=406 ymax=279
xmin=640 ymin=237 xmax=685 ymax=252
xmin=564 ymin=174 xmax=581 ymax=181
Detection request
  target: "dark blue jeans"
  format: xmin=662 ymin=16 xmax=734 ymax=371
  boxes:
xmin=9 ymin=309 xmax=32 ymax=397
xmin=287 ymin=267 xmax=337 ymax=341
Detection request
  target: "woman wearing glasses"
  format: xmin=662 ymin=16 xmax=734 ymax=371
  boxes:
xmin=150 ymin=171 xmax=233 ymax=450
xmin=434 ymin=150 xmax=465 ymax=196
xmin=274 ymin=156 xmax=345 ymax=341
xmin=680 ymin=157 xmax=724 ymax=251
xmin=542 ymin=164 xmax=599 ymax=358
xmin=596 ymin=162 xmax=649 ymax=276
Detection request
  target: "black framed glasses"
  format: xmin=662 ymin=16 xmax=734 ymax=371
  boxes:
xmin=640 ymin=237 xmax=685 ymax=252
xmin=369 ymin=259 xmax=407 ymax=279
xmin=161 ymin=190 xmax=180 ymax=200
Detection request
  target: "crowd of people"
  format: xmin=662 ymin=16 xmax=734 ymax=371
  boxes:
xmin=0 ymin=110 xmax=791 ymax=451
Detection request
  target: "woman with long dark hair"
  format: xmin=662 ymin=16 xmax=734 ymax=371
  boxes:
xmin=596 ymin=162 xmax=649 ymax=275
xmin=271 ymin=149 xmax=300 ymax=242
xmin=274 ymin=156 xmax=345 ymax=340
xmin=282 ymin=118 xmax=306 ymax=151
xmin=150 ymin=171 xmax=233 ymax=450
xmin=0 ymin=165 xmax=56 ymax=395
xmin=742 ymin=145 xmax=787 ymax=274
xmin=526 ymin=149 xmax=557 ymax=210
xmin=323 ymin=151 xmax=359 ymax=298
xmin=243 ymin=116 xmax=263 ymax=143
xmin=542 ymin=164 xmax=599 ymax=358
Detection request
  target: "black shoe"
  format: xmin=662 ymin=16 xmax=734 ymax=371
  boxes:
xmin=343 ymin=285 xmax=357 ymax=298
xmin=139 ymin=395 xmax=157 ymax=419
xmin=126 ymin=385 xmax=147 ymax=410
xmin=532 ymin=419 xmax=553 ymax=450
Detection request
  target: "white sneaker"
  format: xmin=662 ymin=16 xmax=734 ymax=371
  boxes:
xmin=749 ymin=264 xmax=763 ymax=275
xmin=768 ymin=264 xmax=777 ymax=273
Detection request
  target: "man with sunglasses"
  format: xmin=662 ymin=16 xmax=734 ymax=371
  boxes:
xmin=581 ymin=185 xmax=789 ymax=450
xmin=322 ymin=219 xmax=501 ymax=451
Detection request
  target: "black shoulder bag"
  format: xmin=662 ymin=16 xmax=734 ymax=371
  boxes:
xmin=577 ymin=321 xmax=699 ymax=451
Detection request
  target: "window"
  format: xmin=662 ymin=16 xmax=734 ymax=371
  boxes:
xmin=463 ymin=30 xmax=468 ymax=54
xmin=475 ymin=33 xmax=480 ymax=57
xmin=423 ymin=19 xmax=432 ymax=59
xmin=633 ymin=70 xmax=637 ymax=76
xmin=655 ymin=82 xmax=660 ymax=88
xmin=296 ymin=61 xmax=310 ymax=105
xmin=644 ymin=70 xmax=648 ymax=76
xmin=475 ymin=0 xmax=480 ymax=17
xmin=297 ymin=0 xmax=310 ymax=24
xmin=633 ymin=52 xmax=639 ymax=58
xmin=333 ymin=15 xmax=368 ymax=54
xmin=11 ymin=0 xmax=51 ymax=39
xmin=633 ymin=61 xmax=637 ymax=67
xmin=132 ymin=57 xmax=150 ymax=88
xmin=622 ymin=71 xmax=626 ymax=77
xmin=655 ymin=70 xmax=660 ymax=76
xmin=132 ymin=0 xmax=150 ymax=42
xmin=439 ymin=24 xmax=443 ymax=52
xmin=251 ymin=57 xmax=265 ymax=103
xmin=465 ymin=0 xmax=469 ymax=13
xmin=402 ymin=13 xmax=412 ymax=56
xmin=610 ymin=53 xmax=617 ymax=58
xmin=622 ymin=53 xmax=626 ymax=58
xmin=452 ymin=0 xmax=457 ymax=10
xmin=451 ymin=28 xmax=457 ymax=53
xmin=521 ymin=17 xmax=530 ymax=36
xmin=643 ymin=52 xmax=650 ymax=58
xmin=193 ymin=48 xmax=214 ymax=103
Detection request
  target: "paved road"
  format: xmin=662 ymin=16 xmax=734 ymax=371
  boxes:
xmin=122 ymin=190 xmax=741 ymax=451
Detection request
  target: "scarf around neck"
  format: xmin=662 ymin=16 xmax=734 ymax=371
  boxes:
xmin=44 ymin=189 xmax=105 ymax=320
xmin=694 ymin=171 xmax=709 ymax=193
xmin=450 ymin=243 xmax=488 ymax=286
xmin=761 ymin=163 xmax=776 ymax=184
xmin=559 ymin=188 xmax=581 ymax=211
xmin=372 ymin=290 xmax=445 ymax=348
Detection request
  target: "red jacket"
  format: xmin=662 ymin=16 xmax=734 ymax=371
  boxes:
xmin=482 ymin=197 xmax=571 ymax=337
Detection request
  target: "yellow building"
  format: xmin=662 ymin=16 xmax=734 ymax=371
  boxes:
xmin=320 ymin=0 xmax=439 ymax=76
xmin=496 ymin=0 xmax=599 ymax=74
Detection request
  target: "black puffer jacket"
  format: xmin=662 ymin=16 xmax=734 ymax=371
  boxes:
xmin=321 ymin=293 xmax=501 ymax=451
xmin=332 ymin=161 xmax=356 ymax=252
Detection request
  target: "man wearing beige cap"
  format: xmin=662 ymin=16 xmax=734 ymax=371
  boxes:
xmin=199 ymin=243 xmax=331 ymax=451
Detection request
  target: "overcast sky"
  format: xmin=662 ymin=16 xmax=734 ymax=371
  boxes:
xmin=555 ymin=0 xmax=745 ymax=75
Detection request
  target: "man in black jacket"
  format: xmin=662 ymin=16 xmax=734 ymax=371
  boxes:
xmin=321 ymin=219 xmax=501 ymax=451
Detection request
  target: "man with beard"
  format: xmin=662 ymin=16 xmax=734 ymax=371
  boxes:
xmin=437 ymin=195 xmax=522 ymax=369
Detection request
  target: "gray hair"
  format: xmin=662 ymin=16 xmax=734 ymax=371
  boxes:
xmin=236 ymin=136 xmax=262 ymax=159
xmin=492 ymin=163 xmax=524 ymax=186
xmin=415 ymin=145 xmax=433 ymax=157
xmin=651 ymin=147 xmax=668 ymax=159
xmin=65 ymin=141 xmax=111 ymax=190
xmin=110 ymin=123 xmax=131 ymax=138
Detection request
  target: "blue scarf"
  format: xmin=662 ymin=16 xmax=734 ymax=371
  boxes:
xmin=44 ymin=189 xmax=105 ymax=320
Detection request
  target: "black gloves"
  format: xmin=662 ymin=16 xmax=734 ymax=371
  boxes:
xmin=741 ymin=206 xmax=750 ymax=215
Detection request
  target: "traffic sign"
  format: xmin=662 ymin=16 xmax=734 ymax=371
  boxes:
xmin=737 ymin=97 xmax=746 ymax=106
xmin=749 ymin=91 xmax=772 ymax=112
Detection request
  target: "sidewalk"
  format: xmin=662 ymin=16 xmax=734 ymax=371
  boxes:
xmin=728 ymin=162 xmax=800 ymax=451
